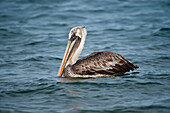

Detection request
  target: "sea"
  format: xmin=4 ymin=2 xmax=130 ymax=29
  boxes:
xmin=0 ymin=0 xmax=170 ymax=113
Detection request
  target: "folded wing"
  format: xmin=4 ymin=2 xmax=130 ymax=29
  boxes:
xmin=72 ymin=52 xmax=138 ymax=75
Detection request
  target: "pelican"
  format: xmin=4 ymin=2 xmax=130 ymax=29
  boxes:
xmin=57 ymin=26 xmax=138 ymax=78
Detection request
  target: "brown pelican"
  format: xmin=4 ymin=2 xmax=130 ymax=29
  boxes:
xmin=58 ymin=26 xmax=138 ymax=78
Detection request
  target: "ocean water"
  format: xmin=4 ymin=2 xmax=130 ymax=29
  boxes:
xmin=0 ymin=0 xmax=170 ymax=113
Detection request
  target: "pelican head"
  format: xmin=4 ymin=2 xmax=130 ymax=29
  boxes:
xmin=58 ymin=26 xmax=87 ymax=77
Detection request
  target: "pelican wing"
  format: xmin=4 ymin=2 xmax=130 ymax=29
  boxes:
xmin=72 ymin=52 xmax=138 ymax=75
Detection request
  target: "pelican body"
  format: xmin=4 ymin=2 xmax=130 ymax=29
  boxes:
xmin=58 ymin=26 xmax=138 ymax=78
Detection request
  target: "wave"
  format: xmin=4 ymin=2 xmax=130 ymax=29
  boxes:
xmin=147 ymin=44 xmax=170 ymax=50
xmin=21 ymin=55 xmax=62 ymax=62
xmin=159 ymin=28 xmax=170 ymax=31
xmin=24 ymin=41 xmax=45 ymax=46
xmin=30 ymin=14 xmax=49 ymax=19
xmin=152 ymin=27 xmax=170 ymax=37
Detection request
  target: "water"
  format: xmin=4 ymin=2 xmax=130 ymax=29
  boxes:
xmin=0 ymin=0 xmax=170 ymax=112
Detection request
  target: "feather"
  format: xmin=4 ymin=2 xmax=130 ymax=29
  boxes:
xmin=71 ymin=52 xmax=138 ymax=76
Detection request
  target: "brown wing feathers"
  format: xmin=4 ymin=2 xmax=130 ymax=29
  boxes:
xmin=72 ymin=52 xmax=138 ymax=75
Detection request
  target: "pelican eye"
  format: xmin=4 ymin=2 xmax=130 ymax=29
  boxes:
xmin=71 ymin=34 xmax=76 ymax=38
xmin=69 ymin=34 xmax=80 ymax=41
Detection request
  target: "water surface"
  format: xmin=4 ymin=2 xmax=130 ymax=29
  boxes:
xmin=0 ymin=0 xmax=170 ymax=113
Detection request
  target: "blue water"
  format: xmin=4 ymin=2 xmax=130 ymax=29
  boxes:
xmin=0 ymin=0 xmax=170 ymax=113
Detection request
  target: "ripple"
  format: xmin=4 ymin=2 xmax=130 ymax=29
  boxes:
xmin=58 ymin=80 xmax=127 ymax=87
xmin=159 ymin=28 xmax=170 ymax=31
xmin=1 ymin=81 xmax=62 ymax=96
xmin=0 ymin=0 xmax=170 ymax=112
xmin=147 ymin=44 xmax=170 ymax=50
xmin=21 ymin=55 xmax=61 ymax=61
xmin=157 ymin=56 xmax=170 ymax=60
xmin=136 ymin=81 xmax=163 ymax=85
xmin=152 ymin=28 xmax=170 ymax=37
xmin=104 ymin=28 xmax=124 ymax=31
xmin=46 ymin=23 xmax=68 ymax=27
xmin=24 ymin=41 xmax=44 ymax=46
xmin=30 ymin=14 xmax=49 ymax=19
